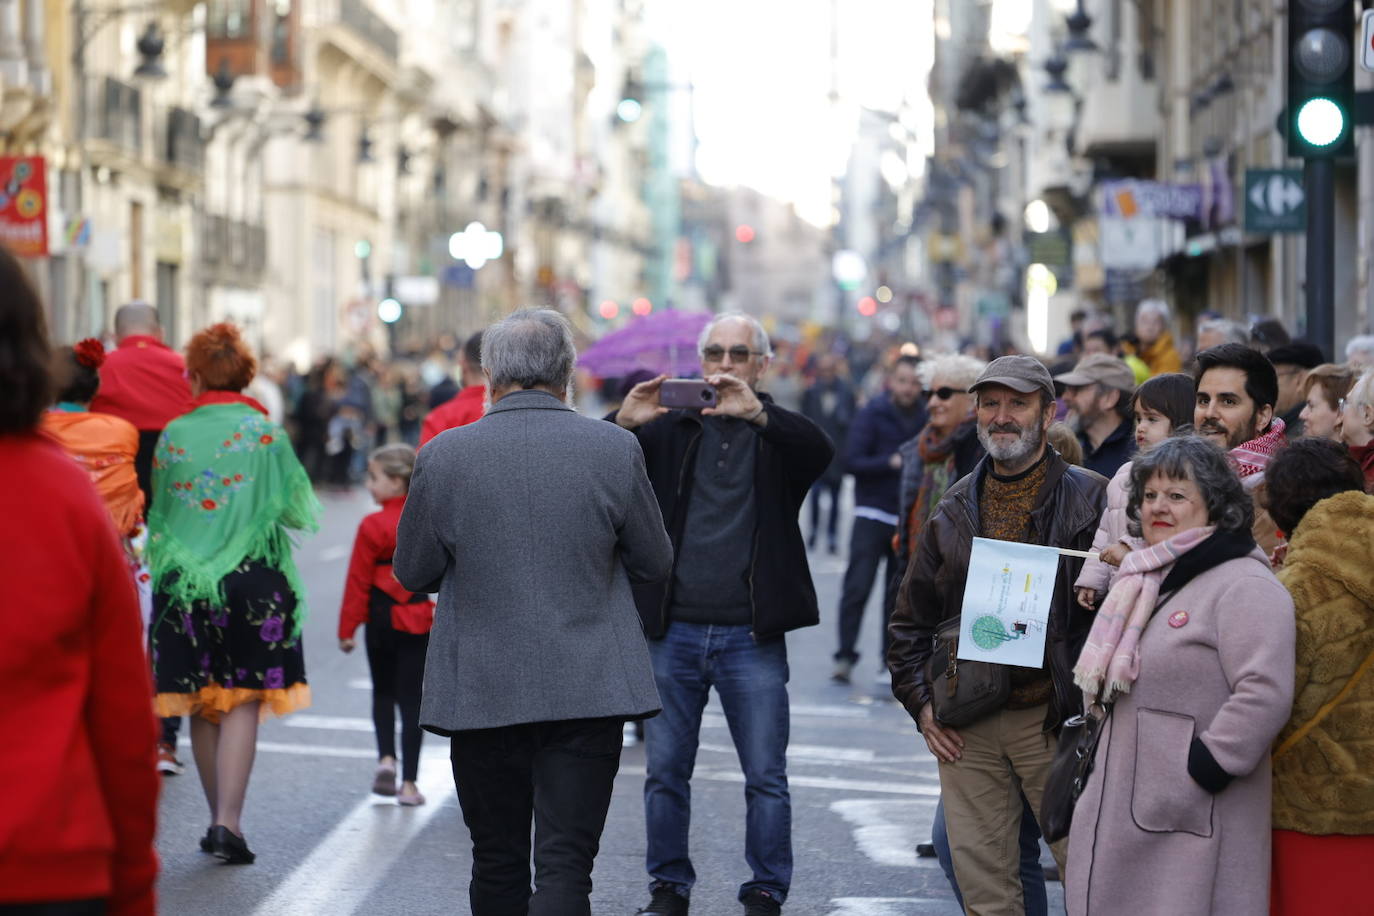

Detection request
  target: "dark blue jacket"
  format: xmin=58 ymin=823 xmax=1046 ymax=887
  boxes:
xmin=844 ymin=392 xmax=927 ymax=517
xmin=1078 ymin=417 xmax=1136 ymax=479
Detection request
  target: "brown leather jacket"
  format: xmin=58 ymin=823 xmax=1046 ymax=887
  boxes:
xmin=887 ymin=450 xmax=1108 ymax=733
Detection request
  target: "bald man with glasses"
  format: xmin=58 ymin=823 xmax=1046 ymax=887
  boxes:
xmin=613 ymin=312 xmax=833 ymax=916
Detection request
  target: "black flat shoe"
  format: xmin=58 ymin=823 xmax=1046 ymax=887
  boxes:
xmin=199 ymin=828 xmax=213 ymax=853
xmin=209 ymin=825 xmax=256 ymax=865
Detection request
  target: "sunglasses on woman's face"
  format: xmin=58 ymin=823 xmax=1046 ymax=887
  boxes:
xmin=925 ymin=387 xmax=960 ymax=402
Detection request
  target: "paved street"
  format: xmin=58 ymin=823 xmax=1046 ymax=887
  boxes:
xmin=154 ymin=485 xmax=1062 ymax=915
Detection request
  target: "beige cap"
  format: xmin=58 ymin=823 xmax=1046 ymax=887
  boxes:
xmin=1054 ymin=353 xmax=1136 ymax=392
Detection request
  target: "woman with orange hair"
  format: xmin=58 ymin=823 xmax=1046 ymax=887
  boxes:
xmin=146 ymin=322 xmax=319 ymax=865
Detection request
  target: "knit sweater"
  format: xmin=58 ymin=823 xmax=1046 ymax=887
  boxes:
xmin=1273 ymin=490 xmax=1374 ymax=835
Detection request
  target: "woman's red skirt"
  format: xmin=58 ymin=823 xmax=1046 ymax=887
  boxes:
xmin=1272 ymin=829 xmax=1374 ymax=915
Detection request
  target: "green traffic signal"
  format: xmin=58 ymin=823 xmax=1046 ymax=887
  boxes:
xmin=1296 ymin=97 xmax=1347 ymax=147
xmin=1286 ymin=0 xmax=1355 ymax=158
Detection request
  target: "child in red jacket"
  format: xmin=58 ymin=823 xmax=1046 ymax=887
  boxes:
xmin=338 ymin=444 xmax=434 ymax=805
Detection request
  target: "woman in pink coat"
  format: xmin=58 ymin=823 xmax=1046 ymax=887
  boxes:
xmin=1065 ymin=436 xmax=1295 ymax=915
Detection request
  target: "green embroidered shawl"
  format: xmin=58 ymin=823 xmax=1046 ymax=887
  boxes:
xmin=147 ymin=401 xmax=320 ymax=632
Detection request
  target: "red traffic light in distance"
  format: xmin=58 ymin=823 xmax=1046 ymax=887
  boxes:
xmin=735 ymin=224 xmax=756 ymax=243
xmin=599 ymin=300 xmax=619 ymax=319
xmin=857 ymin=296 xmax=877 ymax=316
xmin=632 ymin=297 xmax=653 ymax=316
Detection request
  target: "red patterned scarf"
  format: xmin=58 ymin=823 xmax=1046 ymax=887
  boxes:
xmin=1229 ymin=418 xmax=1286 ymax=479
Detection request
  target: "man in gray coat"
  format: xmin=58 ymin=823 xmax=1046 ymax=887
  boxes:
xmin=395 ymin=308 xmax=673 ymax=916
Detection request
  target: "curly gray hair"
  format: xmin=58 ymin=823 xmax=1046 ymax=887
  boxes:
xmin=1125 ymin=434 xmax=1253 ymax=538
xmin=920 ymin=353 xmax=987 ymax=390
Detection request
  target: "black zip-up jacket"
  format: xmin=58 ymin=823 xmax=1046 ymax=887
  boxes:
xmin=611 ymin=394 xmax=834 ymax=640
xmin=887 ymin=450 xmax=1108 ymax=733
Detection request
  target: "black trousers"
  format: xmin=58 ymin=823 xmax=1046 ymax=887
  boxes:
xmin=450 ymin=716 xmax=623 ymax=916
xmin=0 ymin=901 xmax=105 ymax=916
xmin=835 ymin=516 xmax=900 ymax=664
xmin=809 ymin=478 xmax=842 ymax=546
xmin=364 ymin=609 xmax=428 ymax=782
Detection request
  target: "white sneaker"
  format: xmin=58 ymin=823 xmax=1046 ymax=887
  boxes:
xmin=622 ymin=722 xmax=640 ymax=747
xmin=156 ymin=742 xmax=185 ymax=775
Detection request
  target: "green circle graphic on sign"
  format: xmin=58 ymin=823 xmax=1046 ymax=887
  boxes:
xmin=971 ymin=615 xmax=1009 ymax=651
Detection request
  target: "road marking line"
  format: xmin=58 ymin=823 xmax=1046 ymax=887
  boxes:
xmin=318 ymin=544 xmax=350 ymax=562
xmin=346 ymin=678 xmax=372 ymax=690
xmin=619 ymin=765 xmax=939 ymax=797
xmin=830 ymin=799 xmax=935 ymax=867
xmin=699 ymin=742 xmax=877 ymax=763
xmin=284 ymin=713 xmax=376 ymax=733
xmin=826 ymin=899 xmax=955 ymax=916
xmin=249 ymin=760 xmax=453 ymax=916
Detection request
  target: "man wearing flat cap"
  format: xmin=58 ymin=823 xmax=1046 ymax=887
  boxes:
xmin=1054 ymin=353 xmax=1137 ymax=478
xmin=887 ymin=355 xmax=1108 ymax=914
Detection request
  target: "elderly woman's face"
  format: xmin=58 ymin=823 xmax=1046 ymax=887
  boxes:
xmin=1139 ymin=471 xmax=1210 ymax=546
xmin=926 ymin=375 xmax=974 ymax=433
xmin=1338 ymin=395 xmax=1374 ymax=448
xmin=1299 ymin=387 xmax=1342 ymax=440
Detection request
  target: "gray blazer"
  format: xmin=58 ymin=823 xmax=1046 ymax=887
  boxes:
xmin=395 ymin=389 xmax=672 ymax=733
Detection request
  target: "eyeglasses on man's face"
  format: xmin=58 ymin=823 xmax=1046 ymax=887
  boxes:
xmin=701 ymin=345 xmax=765 ymax=365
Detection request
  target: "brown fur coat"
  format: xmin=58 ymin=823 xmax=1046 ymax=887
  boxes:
xmin=1273 ymin=490 xmax=1374 ymax=835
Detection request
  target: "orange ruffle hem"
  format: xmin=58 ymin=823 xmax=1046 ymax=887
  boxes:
xmin=155 ymin=682 xmax=311 ymax=723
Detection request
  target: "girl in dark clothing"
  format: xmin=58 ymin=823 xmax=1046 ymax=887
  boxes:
xmin=338 ymin=444 xmax=433 ymax=805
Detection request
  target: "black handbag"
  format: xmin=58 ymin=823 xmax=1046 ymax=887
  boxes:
xmin=1039 ymin=700 xmax=1110 ymax=843
xmin=924 ymin=616 xmax=1011 ymax=728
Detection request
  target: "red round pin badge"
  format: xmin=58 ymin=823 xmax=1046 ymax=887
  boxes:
xmin=1168 ymin=610 xmax=1189 ymax=628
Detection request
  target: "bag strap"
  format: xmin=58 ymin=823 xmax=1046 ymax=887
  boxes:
xmin=1274 ymin=646 xmax=1374 ymax=761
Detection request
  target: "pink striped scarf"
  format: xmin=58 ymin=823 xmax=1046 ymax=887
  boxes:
xmin=1073 ymin=526 xmax=1216 ymax=702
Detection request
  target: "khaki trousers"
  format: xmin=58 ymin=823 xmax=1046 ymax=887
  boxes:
xmin=938 ymin=704 xmax=1067 ymax=916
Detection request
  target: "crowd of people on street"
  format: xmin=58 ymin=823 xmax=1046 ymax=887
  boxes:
xmin=5 ymin=232 xmax=1374 ymax=916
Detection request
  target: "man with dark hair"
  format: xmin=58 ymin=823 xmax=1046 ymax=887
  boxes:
xmin=89 ymin=300 xmax=192 ymax=777
xmin=832 ymin=354 xmax=926 ymax=684
xmin=888 ymin=355 xmax=1107 ymax=913
xmin=1054 ymin=353 xmax=1137 ymax=477
xmin=1266 ymin=342 xmax=1325 ymax=438
xmin=800 ymin=354 xmax=856 ymax=555
xmin=1194 ymin=343 xmax=1287 ymax=554
xmin=1081 ymin=327 xmax=1119 ymax=357
xmin=420 ymin=330 xmax=487 ymax=446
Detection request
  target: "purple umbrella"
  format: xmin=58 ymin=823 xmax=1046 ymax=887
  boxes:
xmin=578 ymin=309 xmax=713 ymax=378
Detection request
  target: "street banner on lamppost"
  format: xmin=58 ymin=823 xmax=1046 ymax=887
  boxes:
xmin=0 ymin=156 xmax=48 ymax=257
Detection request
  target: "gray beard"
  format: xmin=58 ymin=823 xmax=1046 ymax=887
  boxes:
xmin=978 ymin=422 xmax=1044 ymax=466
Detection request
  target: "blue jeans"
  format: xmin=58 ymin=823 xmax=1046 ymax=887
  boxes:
xmin=932 ymin=794 xmax=1047 ymax=916
xmin=644 ymin=623 xmax=792 ymax=903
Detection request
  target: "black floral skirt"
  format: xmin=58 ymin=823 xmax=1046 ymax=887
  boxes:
xmin=151 ymin=558 xmax=310 ymax=722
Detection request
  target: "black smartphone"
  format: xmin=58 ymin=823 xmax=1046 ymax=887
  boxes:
xmin=659 ymin=379 xmax=718 ymax=409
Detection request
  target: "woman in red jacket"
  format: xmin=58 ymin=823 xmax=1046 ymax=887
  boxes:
xmin=0 ymin=245 xmax=160 ymax=915
xmin=338 ymin=444 xmax=433 ymax=805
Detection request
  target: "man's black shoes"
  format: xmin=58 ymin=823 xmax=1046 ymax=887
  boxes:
xmin=742 ymin=888 xmax=783 ymax=915
xmin=636 ymin=884 xmax=689 ymax=916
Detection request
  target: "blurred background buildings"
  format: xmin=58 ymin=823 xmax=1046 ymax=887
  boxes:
xmin=6 ymin=0 xmax=1372 ymax=363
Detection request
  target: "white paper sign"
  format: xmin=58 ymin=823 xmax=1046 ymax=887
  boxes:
xmin=956 ymin=538 xmax=1063 ymax=669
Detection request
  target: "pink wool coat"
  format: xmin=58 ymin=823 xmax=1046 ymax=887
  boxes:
xmin=1065 ymin=548 xmax=1296 ymax=916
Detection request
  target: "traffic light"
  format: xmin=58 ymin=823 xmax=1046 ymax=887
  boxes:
xmin=1287 ymin=0 xmax=1355 ymax=157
